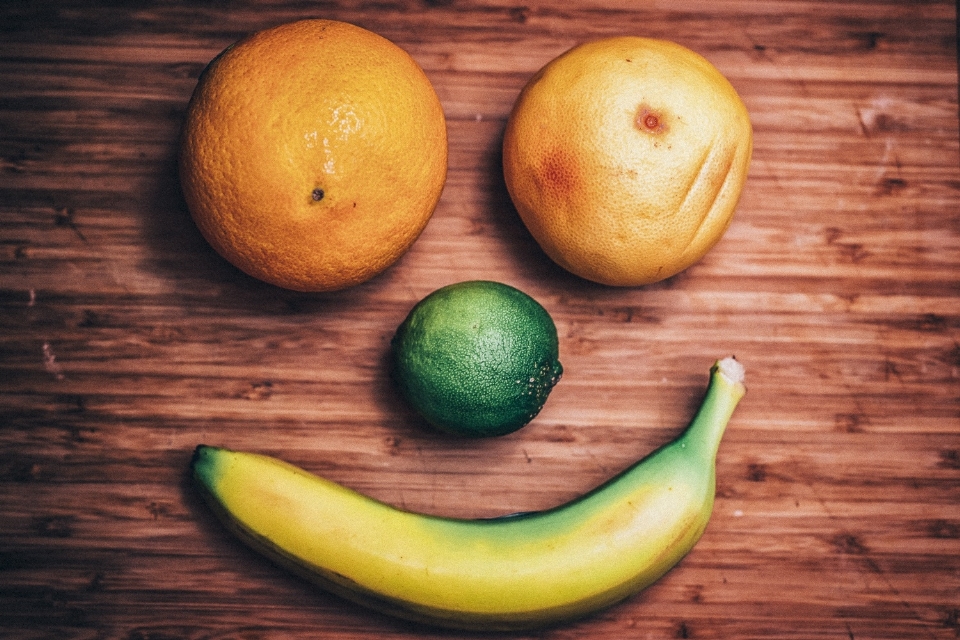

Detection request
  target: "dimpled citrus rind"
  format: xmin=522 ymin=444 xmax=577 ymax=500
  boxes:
xmin=502 ymin=36 xmax=752 ymax=287
xmin=179 ymin=20 xmax=448 ymax=292
xmin=391 ymin=281 xmax=563 ymax=438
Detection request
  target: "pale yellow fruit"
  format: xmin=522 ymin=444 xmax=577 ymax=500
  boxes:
xmin=503 ymin=37 xmax=752 ymax=286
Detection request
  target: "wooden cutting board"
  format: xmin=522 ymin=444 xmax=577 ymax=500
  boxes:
xmin=2 ymin=1 xmax=958 ymax=638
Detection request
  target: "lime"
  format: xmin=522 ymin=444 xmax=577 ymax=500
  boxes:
xmin=391 ymin=281 xmax=563 ymax=437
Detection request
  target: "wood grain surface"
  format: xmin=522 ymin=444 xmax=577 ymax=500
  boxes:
xmin=2 ymin=1 xmax=958 ymax=638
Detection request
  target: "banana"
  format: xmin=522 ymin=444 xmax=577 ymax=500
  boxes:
xmin=192 ymin=357 xmax=745 ymax=631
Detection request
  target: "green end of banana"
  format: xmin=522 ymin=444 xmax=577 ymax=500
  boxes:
xmin=680 ymin=356 xmax=746 ymax=458
xmin=191 ymin=445 xmax=219 ymax=489
xmin=191 ymin=357 xmax=746 ymax=631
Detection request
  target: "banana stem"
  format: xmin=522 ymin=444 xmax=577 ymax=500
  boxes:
xmin=679 ymin=357 xmax=746 ymax=461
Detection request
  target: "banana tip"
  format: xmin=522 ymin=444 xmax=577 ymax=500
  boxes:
xmin=716 ymin=356 xmax=745 ymax=385
xmin=191 ymin=444 xmax=215 ymax=470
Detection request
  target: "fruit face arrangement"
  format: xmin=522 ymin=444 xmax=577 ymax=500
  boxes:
xmin=183 ymin=20 xmax=751 ymax=632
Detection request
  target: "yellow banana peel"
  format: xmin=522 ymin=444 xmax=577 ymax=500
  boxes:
xmin=192 ymin=357 xmax=745 ymax=630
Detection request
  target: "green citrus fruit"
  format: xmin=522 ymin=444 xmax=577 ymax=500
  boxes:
xmin=391 ymin=280 xmax=563 ymax=437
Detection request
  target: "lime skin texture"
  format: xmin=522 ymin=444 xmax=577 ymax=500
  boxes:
xmin=391 ymin=280 xmax=563 ymax=437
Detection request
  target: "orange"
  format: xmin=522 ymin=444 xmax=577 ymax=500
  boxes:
xmin=179 ymin=20 xmax=447 ymax=292
xmin=502 ymin=37 xmax=752 ymax=287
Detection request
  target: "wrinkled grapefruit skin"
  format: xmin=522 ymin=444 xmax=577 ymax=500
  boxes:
xmin=503 ymin=37 xmax=752 ymax=287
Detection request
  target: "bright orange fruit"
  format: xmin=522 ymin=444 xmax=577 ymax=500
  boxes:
xmin=179 ymin=20 xmax=447 ymax=292
xmin=503 ymin=37 xmax=752 ymax=286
